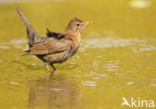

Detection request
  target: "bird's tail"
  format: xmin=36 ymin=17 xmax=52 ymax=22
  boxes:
xmin=16 ymin=7 xmax=41 ymax=47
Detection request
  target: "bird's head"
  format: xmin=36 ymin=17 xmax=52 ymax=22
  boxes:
xmin=65 ymin=17 xmax=92 ymax=33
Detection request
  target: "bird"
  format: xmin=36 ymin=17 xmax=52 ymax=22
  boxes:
xmin=16 ymin=7 xmax=92 ymax=74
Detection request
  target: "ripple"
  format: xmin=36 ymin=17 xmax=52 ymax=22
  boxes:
xmin=0 ymin=39 xmax=28 ymax=50
xmin=81 ymin=81 xmax=96 ymax=87
xmin=10 ymin=39 xmax=26 ymax=44
xmin=0 ymin=45 xmax=10 ymax=49
xmin=150 ymin=79 xmax=156 ymax=87
xmin=136 ymin=45 xmax=156 ymax=52
xmin=94 ymin=73 xmax=108 ymax=77
xmin=126 ymin=81 xmax=135 ymax=85
xmin=9 ymin=81 xmax=19 ymax=85
xmin=50 ymin=88 xmax=63 ymax=91
xmin=103 ymin=60 xmax=120 ymax=72
xmin=115 ymin=73 xmax=125 ymax=77
xmin=32 ymin=63 xmax=37 ymax=66
xmin=106 ymin=69 xmax=117 ymax=72
xmin=151 ymin=84 xmax=156 ymax=87
xmin=84 ymin=72 xmax=108 ymax=78
xmin=82 ymin=37 xmax=156 ymax=53
xmin=82 ymin=37 xmax=140 ymax=48
xmin=104 ymin=64 xmax=119 ymax=68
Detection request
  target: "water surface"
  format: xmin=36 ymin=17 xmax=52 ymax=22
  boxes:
xmin=0 ymin=0 xmax=156 ymax=109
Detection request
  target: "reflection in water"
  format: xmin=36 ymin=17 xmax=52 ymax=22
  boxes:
xmin=28 ymin=75 xmax=81 ymax=109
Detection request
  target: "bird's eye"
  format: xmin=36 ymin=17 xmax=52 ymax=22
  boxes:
xmin=77 ymin=24 xmax=80 ymax=26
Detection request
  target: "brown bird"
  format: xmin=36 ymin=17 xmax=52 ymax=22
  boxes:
xmin=16 ymin=7 xmax=92 ymax=74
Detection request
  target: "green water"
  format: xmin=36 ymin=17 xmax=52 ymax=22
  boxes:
xmin=0 ymin=0 xmax=156 ymax=109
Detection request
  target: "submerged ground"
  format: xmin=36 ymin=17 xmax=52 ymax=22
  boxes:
xmin=0 ymin=0 xmax=156 ymax=109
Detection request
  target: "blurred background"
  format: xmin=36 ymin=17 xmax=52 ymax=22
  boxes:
xmin=0 ymin=0 xmax=156 ymax=109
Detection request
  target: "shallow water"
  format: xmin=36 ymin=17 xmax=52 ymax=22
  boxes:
xmin=0 ymin=0 xmax=156 ymax=109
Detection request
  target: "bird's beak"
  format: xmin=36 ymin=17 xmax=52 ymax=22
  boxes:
xmin=86 ymin=22 xmax=93 ymax=27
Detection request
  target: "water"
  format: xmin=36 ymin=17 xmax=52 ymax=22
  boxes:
xmin=0 ymin=0 xmax=156 ymax=109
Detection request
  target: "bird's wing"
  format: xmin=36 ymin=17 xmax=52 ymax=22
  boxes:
xmin=46 ymin=28 xmax=64 ymax=38
xmin=28 ymin=38 xmax=72 ymax=55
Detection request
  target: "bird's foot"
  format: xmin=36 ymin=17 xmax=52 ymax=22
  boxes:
xmin=47 ymin=69 xmax=56 ymax=76
xmin=45 ymin=71 xmax=53 ymax=79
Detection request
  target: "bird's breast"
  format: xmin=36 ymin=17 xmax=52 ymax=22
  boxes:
xmin=72 ymin=33 xmax=81 ymax=47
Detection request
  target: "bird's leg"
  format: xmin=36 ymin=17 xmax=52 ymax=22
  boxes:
xmin=44 ymin=62 xmax=51 ymax=74
xmin=50 ymin=64 xmax=56 ymax=73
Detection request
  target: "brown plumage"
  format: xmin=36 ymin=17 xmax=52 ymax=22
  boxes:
xmin=16 ymin=7 xmax=91 ymax=74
